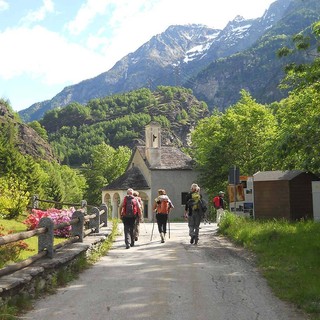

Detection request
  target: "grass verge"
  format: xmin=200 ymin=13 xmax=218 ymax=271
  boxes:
xmin=219 ymin=212 xmax=320 ymax=320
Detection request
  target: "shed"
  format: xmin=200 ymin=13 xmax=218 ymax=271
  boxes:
xmin=253 ymin=170 xmax=320 ymax=220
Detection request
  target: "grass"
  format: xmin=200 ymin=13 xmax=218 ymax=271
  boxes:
xmin=219 ymin=212 xmax=320 ymax=320
xmin=0 ymin=218 xmax=65 ymax=263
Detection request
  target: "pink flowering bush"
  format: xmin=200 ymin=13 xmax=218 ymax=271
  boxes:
xmin=23 ymin=207 xmax=76 ymax=238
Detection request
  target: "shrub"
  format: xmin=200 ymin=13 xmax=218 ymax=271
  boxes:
xmin=23 ymin=207 xmax=75 ymax=238
xmin=0 ymin=226 xmax=30 ymax=268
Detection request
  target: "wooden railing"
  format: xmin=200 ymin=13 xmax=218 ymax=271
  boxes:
xmin=0 ymin=199 xmax=108 ymax=277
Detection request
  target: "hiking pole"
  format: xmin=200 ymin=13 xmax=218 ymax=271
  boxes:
xmin=143 ymin=219 xmax=148 ymax=234
xmin=168 ymin=213 xmax=170 ymax=239
xmin=150 ymin=211 xmax=155 ymax=241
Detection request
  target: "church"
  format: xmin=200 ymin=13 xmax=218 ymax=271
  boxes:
xmin=101 ymin=121 xmax=200 ymax=220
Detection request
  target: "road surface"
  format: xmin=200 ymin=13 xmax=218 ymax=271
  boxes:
xmin=23 ymin=222 xmax=309 ymax=320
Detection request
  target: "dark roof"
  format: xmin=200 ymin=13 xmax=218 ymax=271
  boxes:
xmin=253 ymin=170 xmax=305 ymax=181
xmin=136 ymin=146 xmax=195 ymax=170
xmin=102 ymin=166 xmax=150 ymax=191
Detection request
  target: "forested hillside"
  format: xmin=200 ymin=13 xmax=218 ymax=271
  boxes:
xmin=38 ymin=86 xmax=208 ymax=167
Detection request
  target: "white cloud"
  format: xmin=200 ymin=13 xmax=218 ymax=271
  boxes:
xmin=20 ymin=0 xmax=54 ymax=25
xmin=0 ymin=0 xmax=276 ymax=111
xmin=66 ymin=0 xmax=112 ymax=35
xmin=0 ymin=0 xmax=8 ymax=11
xmin=0 ymin=26 xmax=107 ymax=85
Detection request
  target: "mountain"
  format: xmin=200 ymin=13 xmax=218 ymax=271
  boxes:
xmin=0 ymin=101 xmax=56 ymax=162
xmin=190 ymin=0 xmax=320 ymax=109
xmin=19 ymin=0 xmax=319 ymax=122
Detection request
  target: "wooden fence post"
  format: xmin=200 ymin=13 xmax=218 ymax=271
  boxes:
xmin=71 ymin=210 xmax=85 ymax=242
xmin=100 ymin=203 xmax=108 ymax=227
xmin=32 ymin=194 xmax=39 ymax=209
xmin=38 ymin=217 xmax=54 ymax=258
xmin=89 ymin=207 xmax=100 ymax=233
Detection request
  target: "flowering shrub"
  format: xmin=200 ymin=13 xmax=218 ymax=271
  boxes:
xmin=0 ymin=226 xmax=30 ymax=268
xmin=23 ymin=207 xmax=76 ymax=238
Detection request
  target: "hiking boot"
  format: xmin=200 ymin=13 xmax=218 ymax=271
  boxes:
xmin=190 ymin=236 xmax=195 ymax=244
xmin=194 ymin=238 xmax=198 ymax=245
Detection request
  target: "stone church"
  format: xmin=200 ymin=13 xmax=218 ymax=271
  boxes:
xmin=101 ymin=121 xmax=199 ymax=220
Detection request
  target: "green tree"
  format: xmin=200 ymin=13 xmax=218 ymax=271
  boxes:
xmin=273 ymin=86 xmax=320 ymax=171
xmin=83 ymin=143 xmax=131 ymax=205
xmin=278 ymin=21 xmax=320 ymax=91
xmin=0 ymin=176 xmax=30 ymax=219
xmin=192 ymin=91 xmax=277 ymax=194
xmin=28 ymin=121 xmax=48 ymax=140
xmin=59 ymin=165 xmax=87 ymax=203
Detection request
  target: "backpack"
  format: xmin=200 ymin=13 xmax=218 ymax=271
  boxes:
xmin=213 ymin=196 xmax=220 ymax=209
xmin=157 ymin=197 xmax=170 ymax=214
xmin=122 ymin=195 xmax=138 ymax=217
xmin=188 ymin=192 xmax=201 ymax=211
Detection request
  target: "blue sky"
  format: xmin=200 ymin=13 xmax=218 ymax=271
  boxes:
xmin=0 ymin=0 xmax=276 ymax=112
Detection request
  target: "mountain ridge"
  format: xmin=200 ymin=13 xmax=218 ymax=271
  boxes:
xmin=19 ymin=0 xmax=320 ymax=122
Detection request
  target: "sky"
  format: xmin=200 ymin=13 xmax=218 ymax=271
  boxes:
xmin=0 ymin=0 xmax=276 ymax=112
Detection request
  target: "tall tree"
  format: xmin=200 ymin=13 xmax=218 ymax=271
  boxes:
xmin=83 ymin=143 xmax=131 ymax=205
xmin=192 ymin=90 xmax=277 ymax=194
xmin=274 ymin=86 xmax=320 ymax=171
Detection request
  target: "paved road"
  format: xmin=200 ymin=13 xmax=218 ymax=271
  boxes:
xmin=23 ymin=222 xmax=309 ymax=320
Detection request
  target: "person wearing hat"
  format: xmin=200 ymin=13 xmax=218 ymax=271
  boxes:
xmin=184 ymin=183 xmax=204 ymax=245
xmin=213 ymin=191 xmax=225 ymax=225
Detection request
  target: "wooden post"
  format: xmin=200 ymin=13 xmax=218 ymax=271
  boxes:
xmin=38 ymin=217 xmax=54 ymax=258
xmin=100 ymin=203 xmax=108 ymax=227
xmin=89 ymin=207 xmax=100 ymax=233
xmin=71 ymin=210 xmax=85 ymax=242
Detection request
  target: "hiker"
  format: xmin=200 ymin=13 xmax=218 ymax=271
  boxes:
xmin=213 ymin=191 xmax=225 ymax=225
xmin=153 ymin=189 xmax=174 ymax=243
xmin=184 ymin=183 xmax=205 ymax=245
xmin=133 ymin=190 xmax=143 ymax=241
xmin=120 ymin=188 xmax=141 ymax=249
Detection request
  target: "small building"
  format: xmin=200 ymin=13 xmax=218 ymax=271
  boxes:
xmin=101 ymin=122 xmax=199 ymax=220
xmin=253 ymin=170 xmax=320 ymax=220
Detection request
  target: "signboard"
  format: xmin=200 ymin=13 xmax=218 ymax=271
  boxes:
xmin=229 ymin=176 xmax=254 ymax=217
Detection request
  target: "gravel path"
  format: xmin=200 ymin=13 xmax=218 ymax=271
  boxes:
xmin=22 ymin=222 xmax=309 ymax=320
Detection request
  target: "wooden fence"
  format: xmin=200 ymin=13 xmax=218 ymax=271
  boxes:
xmin=0 ymin=196 xmax=108 ymax=277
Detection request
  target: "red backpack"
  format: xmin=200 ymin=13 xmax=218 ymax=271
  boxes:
xmin=213 ymin=196 xmax=220 ymax=209
xmin=122 ymin=195 xmax=139 ymax=217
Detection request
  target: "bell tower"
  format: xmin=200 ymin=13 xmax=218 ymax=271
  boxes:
xmin=145 ymin=122 xmax=161 ymax=167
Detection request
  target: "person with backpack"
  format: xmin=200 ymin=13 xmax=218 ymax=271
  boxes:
xmin=120 ymin=188 xmax=141 ymax=249
xmin=184 ymin=183 xmax=205 ymax=245
xmin=152 ymin=189 xmax=174 ymax=243
xmin=213 ymin=191 xmax=225 ymax=225
xmin=133 ymin=190 xmax=143 ymax=241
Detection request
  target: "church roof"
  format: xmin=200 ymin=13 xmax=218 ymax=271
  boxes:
xmin=102 ymin=145 xmax=195 ymax=191
xmin=136 ymin=146 xmax=194 ymax=170
xmin=102 ymin=166 xmax=150 ymax=191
